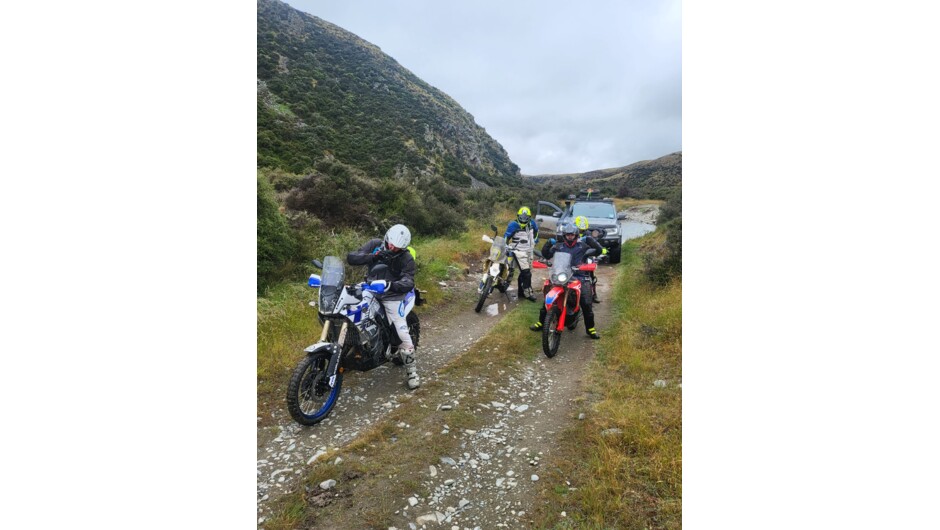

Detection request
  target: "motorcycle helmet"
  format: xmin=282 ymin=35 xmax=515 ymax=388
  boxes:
xmin=560 ymin=223 xmax=579 ymax=247
xmin=517 ymin=206 xmax=532 ymax=225
xmin=384 ymin=224 xmax=411 ymax=253
xmin=574 ymin=216 xmax=589 ymax=235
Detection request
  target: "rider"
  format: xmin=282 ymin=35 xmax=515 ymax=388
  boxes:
xmin=346 ymin=224 xmax=421 ymax=389
xmin=574 ymin=215 xmax=606 ymax=303
xmin=530 ymin=223 xmax=603 ymax=339
xmin=505 ymin=206 xmax=539 ymax=301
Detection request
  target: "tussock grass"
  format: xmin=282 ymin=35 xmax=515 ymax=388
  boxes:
xmin=532 ymin=239 xmax=682 ymax=530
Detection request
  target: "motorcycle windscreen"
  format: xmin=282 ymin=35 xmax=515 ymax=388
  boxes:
xmin=488 ymin=237 xmax=508 ymax=263
xmin=550 ymin=252 xmax=574 ymax=284
xmin=319 ymin=256 xmax=346 ymax=310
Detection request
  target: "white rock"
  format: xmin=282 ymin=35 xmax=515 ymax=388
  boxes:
xmin=307 ymin=450 xmax=327 ymax=465
xmin=601 ymin=428 xmax=624 ymax=436
xmin=478 ymin=452 xmax=490 ymax=460
xmin=440 ymin=457 xmax=457 ymax=466
xmin=654 ymin=379 xmax=667 ymax=388
xmin=515 ymin=405 xmax=529 ymax=413
xmin=319 ymin=479 xmax=337 ymax=490
xmin=496 ymin=478 xmax=505 ymax=487
xmin=416 ymin=513 xmax=440 ymax=525
xmin=459 ymin=498 xmax=470 ymax=508
xmin=444 ymin=479 xmax=455 ymax=486
xmin=408 ymin=497 xmax=418 ymax=507
xmin=429 ymin=465 xmax=438 ymax=477
xmin=506 ymin=470 xmax=514 ymax=477
xmin=531 ymin=474 xmax=539 ymax=481
xmin=440 ymin=405 xmax=453 ymax=411
xmin=578 ymin=413 xmax=586 ymax=420
xmin=561 ymin=511 xmax=567 ymax=517
xmin=491 ymin=401 xmax=505 ymax=408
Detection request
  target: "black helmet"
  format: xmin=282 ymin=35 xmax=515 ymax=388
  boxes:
xmin=560 ymin=223 xmax=578 ymax=247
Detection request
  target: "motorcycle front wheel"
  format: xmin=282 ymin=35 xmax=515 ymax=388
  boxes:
xmin=286 ymin=351 xmax=342 ymax=426
xmin=542 ymin=307 xmax=562 ymax=358
xmin=475 ymin=276 xmax=494 ymax=313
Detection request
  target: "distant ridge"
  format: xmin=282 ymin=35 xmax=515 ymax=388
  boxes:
xmin=524 ymin=152 xmax=681 ymax=199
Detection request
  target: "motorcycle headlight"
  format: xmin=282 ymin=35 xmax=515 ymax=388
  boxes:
xmin=556 ymin=273 xmax=568 ymax=283
xmin=489 ymin=263 xmax=501 ymax=276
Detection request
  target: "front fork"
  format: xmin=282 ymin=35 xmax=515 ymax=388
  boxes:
xmin=322 ymin=320 xmax=348 ymax=388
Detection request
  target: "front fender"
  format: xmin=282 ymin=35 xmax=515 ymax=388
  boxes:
xmin=544 ymin=286 xmax=565 ymax=308
xmin=303 ymin=342 xmax=343 ymax=387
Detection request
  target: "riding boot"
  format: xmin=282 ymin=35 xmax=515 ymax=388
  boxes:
xmin=401 ymin=349 xmax=420 ymax=389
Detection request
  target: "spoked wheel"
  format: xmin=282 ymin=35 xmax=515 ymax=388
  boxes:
xmin=286 ymin=351 xmax=342 ymax=426
xmin=392 ymin=312 xmax=421 ymax=366
xmin=542 ymin=307 xmax=562 ymax=358
xmin=475 ymin=277 xmax=494 ymax=313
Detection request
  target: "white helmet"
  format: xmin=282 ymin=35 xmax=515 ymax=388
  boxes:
xmin=384 ymin=224 xmax=411 ymax=251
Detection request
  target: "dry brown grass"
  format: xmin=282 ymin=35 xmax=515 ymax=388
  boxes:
xmin=531 ymin=242 xmax=682 ymax=530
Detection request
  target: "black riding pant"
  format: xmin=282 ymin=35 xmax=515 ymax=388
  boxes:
xmin=538 ymin=275 xmax=595 ymax=332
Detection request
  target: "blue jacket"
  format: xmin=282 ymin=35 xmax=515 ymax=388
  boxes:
xmin=504 ymin=219 xmax=539 ymax=244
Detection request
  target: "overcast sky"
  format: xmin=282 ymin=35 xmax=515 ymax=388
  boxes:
xmin=281 ymin=0 xmax=681 ymax=175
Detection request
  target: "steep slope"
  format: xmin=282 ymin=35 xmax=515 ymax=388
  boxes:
xmin=526 ymin=151 xmax=682 ymax=200
xmin=257 ymin=0 xmax=521 ymax=187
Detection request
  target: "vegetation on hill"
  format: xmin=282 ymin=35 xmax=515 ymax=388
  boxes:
xmin=528 ymin=152 xmax=682 ymax=201
xmin=257 ymin=0 xmax=520 ymax=187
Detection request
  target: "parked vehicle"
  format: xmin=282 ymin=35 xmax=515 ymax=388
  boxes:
xmin=532 ymin=250 xmax=598 ymax=357
xmin=535 ymin=194 xmax=628 ymax=263
xmin=286 ymin=256 xmax=421 ymax=426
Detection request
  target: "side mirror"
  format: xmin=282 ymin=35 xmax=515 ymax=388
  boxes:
xmin=490 ymin=224 xmax=499 ymax=233
xmin=617 ymin=211 xmax=628 ymax=220
xmin=312 ymin=259 xmax=323 ymax=269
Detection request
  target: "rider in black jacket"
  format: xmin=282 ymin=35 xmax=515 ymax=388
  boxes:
xmin=529 ymin=223 xmax=602 ymax=339
xmin=347 ymin=224 xmax=421 ymax=389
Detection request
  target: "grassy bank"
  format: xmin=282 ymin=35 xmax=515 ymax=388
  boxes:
xmin=532 ymin=239 xmax=682 ymax=529
xmin=257 ymin=210 xmax=514 ymax=414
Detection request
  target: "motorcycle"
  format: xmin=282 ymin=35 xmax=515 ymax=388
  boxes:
xmin=286 ymin=256 xmax=421 ymax=426
xmin=531 ymin=249 xmax=597 ymax=358
xmin=475 ymin=224 xmax=523 ymax=313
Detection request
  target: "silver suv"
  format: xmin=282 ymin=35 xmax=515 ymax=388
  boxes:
xmin=535 ymin=195 xmax=627 ymax=264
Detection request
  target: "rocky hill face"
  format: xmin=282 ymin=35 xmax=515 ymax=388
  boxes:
xmin=525 ymin=152 xmax=682 ymax=200
xmin=257 ymin=0 xmax=521 ymax=187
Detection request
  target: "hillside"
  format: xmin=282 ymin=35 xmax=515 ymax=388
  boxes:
xmin=526 ymin=151 xmax=682 ymax=200
xmin=257 ymin=0 xmax=521 ymax=188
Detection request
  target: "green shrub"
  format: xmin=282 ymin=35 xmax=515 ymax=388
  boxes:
xmin=257 ymin=173 xmax=300 ymax=292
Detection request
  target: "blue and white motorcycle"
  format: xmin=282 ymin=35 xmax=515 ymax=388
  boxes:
xmin=286 ymin=256 xmax=421 ymax=426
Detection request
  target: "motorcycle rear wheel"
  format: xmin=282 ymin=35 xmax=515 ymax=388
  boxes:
xmin=542 ymin=307 xmax=562 ymax=358
xmin=475 ymin=277 xmax=494 ymax=313
xmin=286 ymin=351 xmax=342 ymax=426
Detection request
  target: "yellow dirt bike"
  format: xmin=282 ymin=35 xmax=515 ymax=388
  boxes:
xmin=475 ymin=224 xmax=521 ymax=313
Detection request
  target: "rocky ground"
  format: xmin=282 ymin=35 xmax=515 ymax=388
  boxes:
xmin=377 ymin=272 xmax=614 ymax=530
xmin=257 ymin=279 xmax=523 ymax=522
xmin=619 ymin=203 xmax=660 ymax=224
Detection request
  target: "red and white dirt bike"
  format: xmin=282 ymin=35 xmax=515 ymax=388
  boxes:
xmin=532 ymin=250 xmax=597 ymax=358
